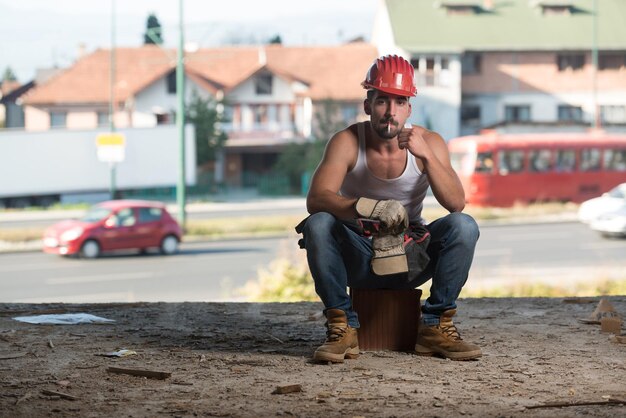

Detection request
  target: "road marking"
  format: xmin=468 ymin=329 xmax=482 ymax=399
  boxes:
xmin=46 ymin=272 xmax=157 ymax=285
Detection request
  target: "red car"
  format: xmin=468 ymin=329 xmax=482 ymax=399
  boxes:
xmin=43 ymin=200 xmax=183 ymax=258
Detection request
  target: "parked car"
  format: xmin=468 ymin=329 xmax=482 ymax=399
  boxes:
xmin=589 ymin=207 xmax=626 ymax=238
xmin=577 ymin=183 xmax=626 ymax=237
xmin=577 ymin=183 xmax=626 ymax=223
xmin=43 ymin=200 xmax=183 ymax=258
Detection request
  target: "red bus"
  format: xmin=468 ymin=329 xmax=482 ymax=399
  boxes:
xmin=448 ymin=131 xmax=626 ymax=207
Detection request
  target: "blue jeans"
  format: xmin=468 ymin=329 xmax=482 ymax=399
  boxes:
xmin=301 ymin=212 xmax=479 ymax=328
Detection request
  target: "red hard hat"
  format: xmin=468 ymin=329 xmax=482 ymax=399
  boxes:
xmin=361 ymin=55 xmax=417 ymax=97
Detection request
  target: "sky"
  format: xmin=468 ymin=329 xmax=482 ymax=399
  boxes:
xmin=0 ymin=0 xmax=379 ymax=83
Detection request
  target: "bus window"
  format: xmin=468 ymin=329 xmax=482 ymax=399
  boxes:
xmin=450 ymin=152 xmax=475 ymax=176
xmin=529 ymin=149 xmax=552 ymax=172
xmin=498 ymin=150 xmax=524 ymax=175
xmin=555 ymin=149 xmax=576 ymax=172
xmin=580 ymin=148 xmax=601 ymax=171
xmin=604 ymin=149 xmax=626 ymax=171
xmin=475 ymin=152 xmax=494 ymax=173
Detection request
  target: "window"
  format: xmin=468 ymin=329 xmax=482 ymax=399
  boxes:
xmin=155 ymin=112 xmax=171 ymax=125
xmin=557 ymin=54 xmax=584 ymax=71
xmin=498 ymin=150 xmax=525 ymax=175
xmin=109 ymin=208 xmax=136 ymax=228
xmin=604 ymin=149 xmax=626 ymax=171
xmin=461 ymin=105 xmax=481 ymax=127
xmin=558 ymin=105 xmax=583 ymax=122
xmin=505 ymin=105 xmax=531 ymax=122
xmin=166 ymin=71 xmax=177 ymax=94
xmin=97 ymin=111 xmax=109 ymax=127
xmin=599 ymin=53 xmax=625 ymax=70
xmin=50 ymin=112 xmax=67 ymax=128
xmin=255 ymin=74 xmax=272 ymax=95
xmin=475 ymin=152 xmax=494 ymax=173
xmin=445 ymin=5 xmax=478 ymax=15
xmin=424 ymin=58 xmax=436 ymax=86
xmin=253 ymin=105 xmax=268 ymax=124
xmin=541 ymin=5 xmax=572 ymax=16
xmin=555 ymin=149 xmax=576 ymax=172
xmin=600 ymin=105 xmax=626 ymax=124
xmin=580 ymin=148 xmax=601 ymax=171
xmin=529 ymin=149 xmax=552 ymax=172
xmin=138 ymin=207 xmax=163 ymax=223
xmin=441 ymin=58 xmax=449 ymax=70
xmin=462 ymin=53 xmax=481 ymax=75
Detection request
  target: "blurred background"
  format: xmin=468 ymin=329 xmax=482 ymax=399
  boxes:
xmin=1 ymin=0 xmax=625 ymax=303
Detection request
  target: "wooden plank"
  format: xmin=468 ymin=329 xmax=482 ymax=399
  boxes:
xmin=106 ymin=366 xmax=171 ymax=380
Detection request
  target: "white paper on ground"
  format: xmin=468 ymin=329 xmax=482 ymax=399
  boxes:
xmin=13 ymin=313 xmax=115 ymax=325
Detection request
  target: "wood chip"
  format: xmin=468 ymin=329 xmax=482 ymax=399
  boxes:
xmin=41 ymin=389 xmax=78 ymax=401
xmin=0 ymin=353 xmax=28 ymax=360
xmin=107 ymin=366 xmax=171 ymax=380
xmin=527 ymin=398 xmax=626 ymax=409
xmin=272 ymin=384 xmax=302 ymax=394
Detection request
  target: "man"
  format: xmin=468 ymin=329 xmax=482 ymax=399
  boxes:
xmin=301 ymin=55 xmax=481 ymax=363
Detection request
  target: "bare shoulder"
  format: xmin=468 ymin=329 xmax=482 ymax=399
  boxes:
xmin=323 ymin=125 xmax=359 ymax=170
xmin=414 ymin=125 xmax=446 ymax=145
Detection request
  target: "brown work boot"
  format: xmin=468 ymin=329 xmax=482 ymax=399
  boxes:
xmin=415 ymin=309 xmax=482 ymax=360
xmin=313 ymin=309 xmax=359 ymax=363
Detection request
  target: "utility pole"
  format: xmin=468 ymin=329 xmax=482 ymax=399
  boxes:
xmin=109 ymin=0 xmax=117 ymax=199
xmin=176 ymin=0 xmax=187 ymax=226
xmin=591 ymin=0 xmax=599 ymax=129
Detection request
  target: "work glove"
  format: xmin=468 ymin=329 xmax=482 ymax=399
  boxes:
xmin=355 ymin=198 xmax=408 ymax=234
xmin=371 ymin=232 xmax=408 ymax=276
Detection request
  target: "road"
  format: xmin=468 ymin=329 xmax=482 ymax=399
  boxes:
xmin=0 ymin=222 xmax=624 ymax=303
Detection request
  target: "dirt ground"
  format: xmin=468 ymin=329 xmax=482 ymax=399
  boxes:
xmin=1 ymin=296 xmax=625 ymax=417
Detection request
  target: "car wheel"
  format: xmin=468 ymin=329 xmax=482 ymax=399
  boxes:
xmin=160 ymin=235 xmax=179 ymax=255
xmin=81 ymin=240 xmax=101 ymax=259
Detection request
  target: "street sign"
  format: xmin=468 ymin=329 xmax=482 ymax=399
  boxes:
xmin=96 ymin=133 xmax=126 ymax=163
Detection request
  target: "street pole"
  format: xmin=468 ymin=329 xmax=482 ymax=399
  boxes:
xmin=109 ymin=0 xmax=117 ymax=199
xmin=176 ymin=0 xmax=187 ymax=226
xmin=591 ymin=0 xmax=599 ymax=129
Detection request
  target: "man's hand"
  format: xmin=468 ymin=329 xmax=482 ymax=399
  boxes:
xmin=397 ymin=125 xmax=432 ymax=160
xmin=355 ymin=198 xmax=408 ymax=233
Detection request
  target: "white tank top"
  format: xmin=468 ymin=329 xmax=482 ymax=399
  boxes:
xmin=339 ymin=122 xmax=430 ymax=224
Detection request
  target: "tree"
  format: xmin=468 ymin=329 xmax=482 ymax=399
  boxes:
xmin=186 ymin=91 xmax=228 ymax=166
xmin=2 ymin=67 xmax=17 ymax=82
xmin=143 ymin=13 xmax=164 ymax=45
xmin=268 ymin=34 xmax=282 ymax=45
xmin=273 ymin=99 xmax=346 ymax=193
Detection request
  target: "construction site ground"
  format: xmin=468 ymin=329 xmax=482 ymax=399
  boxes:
xmin=1 ymin=296 xmax=625 ymax=417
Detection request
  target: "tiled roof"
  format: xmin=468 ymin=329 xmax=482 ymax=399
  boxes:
xmin=1 ymin=80 xmax=21 ymax=97
xmin=23 ymin=43 xmax=378 ymax=105
xmin=386 ymin=0 xmax=626 ymax=52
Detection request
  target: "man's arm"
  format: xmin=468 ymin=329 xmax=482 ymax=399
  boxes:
xmin=398 ymin=127 xmax=465 ymax=213
xmin=306 ymin=129 xmax=359 ymax=219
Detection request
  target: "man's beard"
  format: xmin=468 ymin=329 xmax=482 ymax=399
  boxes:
xmin=375 ymin=121 xmax=398 ymax=139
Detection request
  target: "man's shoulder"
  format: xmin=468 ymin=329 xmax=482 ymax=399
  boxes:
xmin=331 ymin=123 xmax=360 ymax=145
xmin=412 ymin=125 xmax=445 ymax=143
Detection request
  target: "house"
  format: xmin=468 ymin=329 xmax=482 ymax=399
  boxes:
xmin=21 ymin=43 xmax=378 ymax=186
xmin=372 ymin=0 xmax=626 ymax=140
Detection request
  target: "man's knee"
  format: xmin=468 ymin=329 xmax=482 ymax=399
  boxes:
xmin=444 ymin=212 xmax=480 ymax=244
xmin=303 ymin=212 xmax=338 ymax=241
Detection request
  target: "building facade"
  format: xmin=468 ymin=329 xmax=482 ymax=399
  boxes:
xmin=372 ymin=0 xmax=626 ymax=140
xmin=19 ymin=43 xmax=377 ymax=186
